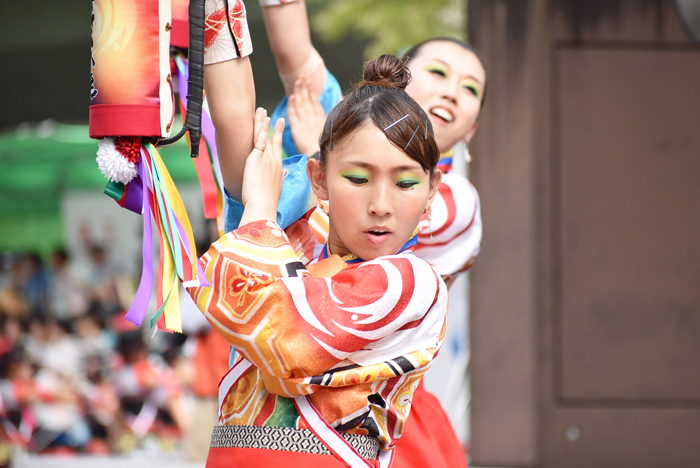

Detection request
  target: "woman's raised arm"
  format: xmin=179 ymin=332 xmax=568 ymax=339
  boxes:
xmin=203 ymin=0 xmax=256 ymax=202
xmin=260 ymin=0 xmax=327 ymax=96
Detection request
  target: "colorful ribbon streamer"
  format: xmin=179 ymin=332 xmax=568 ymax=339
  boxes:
xmin=121 ymin=143 xmax=208 ymax=333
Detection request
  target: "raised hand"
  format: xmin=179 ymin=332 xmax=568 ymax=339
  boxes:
xmin=287 ymin=76 xmax=326 ymax=156
xmin=240 ymin=108 xmax=286 ymax=225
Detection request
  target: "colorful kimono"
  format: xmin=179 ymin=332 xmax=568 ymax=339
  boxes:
xmin=187 ymin=211 xmax=448 ymax=465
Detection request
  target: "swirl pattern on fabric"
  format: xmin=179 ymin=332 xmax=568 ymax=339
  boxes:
xmin=187 ymin=218 xmax=447 ymax=449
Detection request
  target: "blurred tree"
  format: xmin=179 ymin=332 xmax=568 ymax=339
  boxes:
xmin=308 ymin=0 xmax=467 ymax=59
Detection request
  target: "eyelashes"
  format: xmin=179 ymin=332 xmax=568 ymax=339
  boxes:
xmin=462 ymin=82 xmax=482 ymax=100
xmin=343 ymin=176 xmax=368 ymax=185
xmin=424 ymin=64 xmax=447 ymax=78
xmin=340 ymin=171 xmax=369 ymax=185
xmin=395 ymin=175 xmax=424 ymax=189
xmin=340 ymin=172 xmax=424 ymax=189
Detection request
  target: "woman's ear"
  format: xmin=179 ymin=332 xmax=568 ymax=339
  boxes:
xmin=463 ymin=121 xmax=479 ymax=145
xmin=427 ymin=169 xmax=442 ymax=209
xmin=306 ymin=157 xmax=329 ymax=201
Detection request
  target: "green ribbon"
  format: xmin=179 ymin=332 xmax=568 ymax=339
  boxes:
xmin=103 ymin=181 xmax=125 ymax=201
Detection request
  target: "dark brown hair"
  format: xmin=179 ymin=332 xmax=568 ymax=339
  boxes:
xmin=318 ymin=55 xmax=440 ymax=175
xmin=403 ymin=37 xmax=488 ymax=110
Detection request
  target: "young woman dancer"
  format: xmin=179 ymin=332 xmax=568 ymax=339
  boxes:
xmin=201 ymin=2 xmax=483 ymax=465
xmin=282 ymin=36 xmax=486 ymax=468
xmin=194 ymin=15 xmax=449 ymax=463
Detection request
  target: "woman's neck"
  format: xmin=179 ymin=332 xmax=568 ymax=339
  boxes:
xmin=326 ymin=233 xmax=357 ymax=261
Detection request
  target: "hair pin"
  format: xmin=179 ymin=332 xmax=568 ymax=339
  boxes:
xmin=404 ymin=126 xmax=419 ymax=150
xmin=424 ymin=119 xmax=428 ymax=140
xmin=383 ymin=114 xmax=410 ymax=131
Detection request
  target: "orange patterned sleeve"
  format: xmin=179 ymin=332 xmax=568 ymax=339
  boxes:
xmin=187 ymin=220 xmax=448 ymax=398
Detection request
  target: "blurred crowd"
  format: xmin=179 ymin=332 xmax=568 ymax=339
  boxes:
xmin=0 ymin=246 xmax=228 ymax=464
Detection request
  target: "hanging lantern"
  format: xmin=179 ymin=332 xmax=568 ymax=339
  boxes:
xmin=90 ymin=0 xmax=174 ymax=139
xmin=89 ymin=0 xmax=208 ymax=333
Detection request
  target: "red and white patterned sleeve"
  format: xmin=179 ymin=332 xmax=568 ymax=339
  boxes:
xmin=203 ymin=0 xmax=253 ymax=65
xmin=187 ymin=220 xmax=447 ymax=397
xmin=415 ymin=173 xmax=482 ymax=283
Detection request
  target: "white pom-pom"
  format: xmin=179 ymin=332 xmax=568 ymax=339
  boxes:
xmin=96 ymin=137 xmax=139 ymax=184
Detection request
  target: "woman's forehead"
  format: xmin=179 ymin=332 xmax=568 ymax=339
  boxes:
xmin=411 ymin=41 xmax=486 ymax=81
xmin=331 ymin=124 xmax=426 ymax=172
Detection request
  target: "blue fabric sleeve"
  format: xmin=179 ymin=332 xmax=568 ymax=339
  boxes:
xmin=223 ymin=154 xmax=313 ymax=232
xmin=270 ymin=70 xmax=342 ymax=158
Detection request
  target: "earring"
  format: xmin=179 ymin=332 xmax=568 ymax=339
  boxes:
xmin=427 ymin=208 xmax=433 ymax=244
xmin=319 ymin=200 xmax=329 ymax=216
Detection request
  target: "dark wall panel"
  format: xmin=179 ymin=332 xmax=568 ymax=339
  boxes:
xmin=469 ymin=0 xmax=700 ymax=466
xmin=556 ymin=47 xmax=700 ymax=403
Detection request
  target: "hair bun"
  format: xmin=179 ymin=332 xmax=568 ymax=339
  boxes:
xmin=358 ymin=54 xmax=411 ymax=90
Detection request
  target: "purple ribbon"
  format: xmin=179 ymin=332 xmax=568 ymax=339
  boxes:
xmin=125 ymin=156 xmax=155 ymax=326
xmin=202 ymin=102 xmax=224 ymax=194
xmin=201 ymin=106 xmax=219 ymax=160
xmin=177 ymin=62 xmax=189 ymax=110
xmin=123 ymin=175 xmax=144 ymax=214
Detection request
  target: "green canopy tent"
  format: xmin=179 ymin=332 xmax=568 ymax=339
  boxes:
xmin=0 ymin=121 xmax=199 ymax=257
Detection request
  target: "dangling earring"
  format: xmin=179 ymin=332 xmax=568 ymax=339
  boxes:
xmin=427 ymin=207 xmax=433 ymax=244
xmin=465 ymin=144 xmax=472 ymax=163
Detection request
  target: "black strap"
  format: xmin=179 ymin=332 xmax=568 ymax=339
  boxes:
xmin=159 ymin=0 xmax=205 ymax=158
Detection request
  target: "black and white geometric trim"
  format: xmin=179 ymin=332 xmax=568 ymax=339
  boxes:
xmin=210 ymin=425 xmax=379 ymax=461
xmin=308 ymin=356 xmax=417 ymax=387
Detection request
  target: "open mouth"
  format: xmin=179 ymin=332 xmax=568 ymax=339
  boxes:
xmin=430 ymin=107 xmax=454 ymax=123
xmin=365 ymin=228 xmax=392 ymax=245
